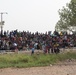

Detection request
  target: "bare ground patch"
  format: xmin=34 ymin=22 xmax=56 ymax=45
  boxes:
xmin=0 ymin=64 xmax=76 ymax=75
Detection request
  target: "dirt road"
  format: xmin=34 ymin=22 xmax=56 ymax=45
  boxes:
xmin=0 ymin=64 xmax=76 ymax=75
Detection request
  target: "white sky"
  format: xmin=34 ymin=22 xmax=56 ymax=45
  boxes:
xmin=0 ymin=0 xmax=71 ymax=33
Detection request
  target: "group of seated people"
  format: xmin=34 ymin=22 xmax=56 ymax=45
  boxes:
xmin=0 ymin=30 xmax=76 ymax=54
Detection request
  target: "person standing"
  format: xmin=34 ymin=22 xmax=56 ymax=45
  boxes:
xmin=31 ymin=42 xmax=35 ymax=55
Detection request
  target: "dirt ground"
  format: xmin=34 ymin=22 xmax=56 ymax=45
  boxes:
xmin=0 ymin=64 xmax=76 ymax=75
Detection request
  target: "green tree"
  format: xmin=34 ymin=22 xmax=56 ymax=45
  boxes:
xmin=55 ymin=1 xmax=76 ymax=33
xmin=72 ymin=0 xmax=76 ymax=3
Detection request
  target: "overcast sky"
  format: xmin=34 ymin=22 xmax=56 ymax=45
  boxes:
xmin=0 ymin=0 xmax=71 ymax=33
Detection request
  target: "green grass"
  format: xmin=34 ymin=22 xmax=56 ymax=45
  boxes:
xmin=0 ymin=52 xmax=76 ymax=68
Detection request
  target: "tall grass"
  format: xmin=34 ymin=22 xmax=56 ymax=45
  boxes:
xmin=0 ymin=52 xmax=76 ymax=68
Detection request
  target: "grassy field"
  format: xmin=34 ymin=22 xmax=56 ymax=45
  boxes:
xmin=0 ymin=52 xmax=76 ymax=68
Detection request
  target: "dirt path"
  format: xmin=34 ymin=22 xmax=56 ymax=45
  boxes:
xmin=0 ymin=65 xmax=76 ymax=75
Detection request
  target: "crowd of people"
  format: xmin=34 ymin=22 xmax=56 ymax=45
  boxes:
xmin=0 ymin=30 xmax=76 ymax=54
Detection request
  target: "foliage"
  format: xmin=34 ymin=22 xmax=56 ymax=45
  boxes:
xmin=72 ymin=0 xmax=76 ymax=3
xmin=55 ymin=0 xmax=76 ymax=32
